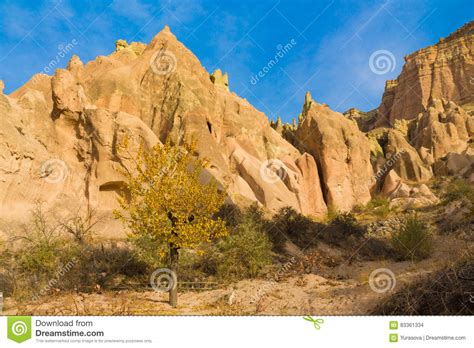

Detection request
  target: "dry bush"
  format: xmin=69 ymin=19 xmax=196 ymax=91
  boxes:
xmin=2 ymin=204 xmax=148 ymax=301
xmin=372 ymin=259 xmax=474 ymax=315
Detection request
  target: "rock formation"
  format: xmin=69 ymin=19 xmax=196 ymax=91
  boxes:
xmin=410 ymin=98 xmax=473 ymax=161
xmin=381 ymin=170 xmax=439 ymax=209
xmin=0 ymin=21 xmax=473 ymax=237
xmin=343 ymin=108 xmax=377 ymax=132
xmin=368 ymin=128 xmax=433 ymax=183
xmin=0 ymin=25 xmax=330 ymax=237
xmin=375 ymin=21 xmax=473 ymax=126
xmin=210 ymin=69 xmax=229 ymax=91
xmin=295 ymin=93 xmax=373 ymax=211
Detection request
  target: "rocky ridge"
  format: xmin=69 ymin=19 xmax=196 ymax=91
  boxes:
xmin=375 ymin=21 xmax=473 ymax=127
xmin=0 ymin=22 xmax=473 ymax=237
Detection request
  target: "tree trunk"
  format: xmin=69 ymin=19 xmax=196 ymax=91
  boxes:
xmin=169 ymin=244 xmax=179 ymax=307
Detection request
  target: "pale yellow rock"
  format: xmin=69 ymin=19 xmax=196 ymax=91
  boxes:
xmin=411 ymin=99 xmax=472 ymax=160
xmin=376 ymin=21 xmax=474 ymax=126
xmin=385 ymin=129 xmax=433 ymax=182
xmin=0 ymin=25 xmax=332 ymax=239
xmin=294 ymin=95 xmax=373 ymax=211
xmin=210 ymin=69 xmax=229 ymax=90
xmin=115 ymin=39 xmax=128 ymax=51
xmin=381 ymin=170 xmax=402 ymax=197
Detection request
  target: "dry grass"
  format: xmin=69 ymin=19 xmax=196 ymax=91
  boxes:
xmin=371 ymin=258 xmax=474 ymax=315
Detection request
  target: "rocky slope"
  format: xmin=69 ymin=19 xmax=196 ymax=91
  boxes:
xmin=0 ymin=26 xmax=330 ymax=237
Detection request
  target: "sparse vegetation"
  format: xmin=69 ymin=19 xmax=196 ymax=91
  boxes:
xmin=364 ymin=197 xmax=391 ymax=218
xmin=0 ymin=205 xmax=148 ymax=301
xmin=391 ymin=214 xmax=433 ymax=260
xmin=442 ymin=178 xmax=474 ymax=205
xmin=325 ymin=205 xmax=340 ymax=223
xmin=269 ymin=206 xmax=321 ymax=248
xmin=16 ymin=205 xmax=63 ymax=277
xmin=215 ymin=213 xmax=273 ymax=281
xmin=372 ymin=258 xmax=474 ymax=315
xmin=331 ymin=212 xmax=364 ymax=237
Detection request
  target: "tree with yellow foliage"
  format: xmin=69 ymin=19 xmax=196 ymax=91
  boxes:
xmin=114 ymin=139 xmax=227 ymax=307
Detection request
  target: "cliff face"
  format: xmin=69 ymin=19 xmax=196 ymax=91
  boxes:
xmin=0 ymin=26 xmax=330 ymax=237
xmin=376 ymin=21 xmax=474 ymax=126
xmin=0 ymin=21 xmax=472 ymax=237
xmin=295 ymin=94 xmax=373 ymax=211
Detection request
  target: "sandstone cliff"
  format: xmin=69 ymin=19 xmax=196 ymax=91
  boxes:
xmin=1 ymin=21 xmax=473 ymax=237
xmin=376 ymin=21 xmax=473 ymax=126
xmin=0 ymin=26 xmax=330 ymax=237
xmin=295 ymin=93 xmax=373 ymax=211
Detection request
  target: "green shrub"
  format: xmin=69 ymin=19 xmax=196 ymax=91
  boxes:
xmin=325 ymin=205 xmax=340 ymax=223
xmin=65 ymin=242 xmax=148 ymax=289
xmin=443 ymin=179 xmax=474 ymax=204
xmin=327 ymin=211 xmax=365 ymax=239
xmin=16 ymin=204 xmax=63 ymax=276
xmin=214 ymin=203 xmax=242 ymax=227
xmin=365 ymin=197 xmax=391 ymax=217
xmin=215 ymin=214 xmax=272 ymax=281
xmin=271 ymin=206 xmax=314 ymax=235
xmin=392 ymin=214 xmax=433 ymax=260
xmin=128 ymin=232 xmax=168 ymax=269
xmin=269 ymin=206 xmax=325 ymax=249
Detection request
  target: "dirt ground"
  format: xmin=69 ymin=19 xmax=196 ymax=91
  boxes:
xmin=3 ymin=234 xmax=468 ymax=316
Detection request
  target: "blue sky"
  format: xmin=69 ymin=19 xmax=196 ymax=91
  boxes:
xmin=0 ymin=0 xmax=472 ymax=123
